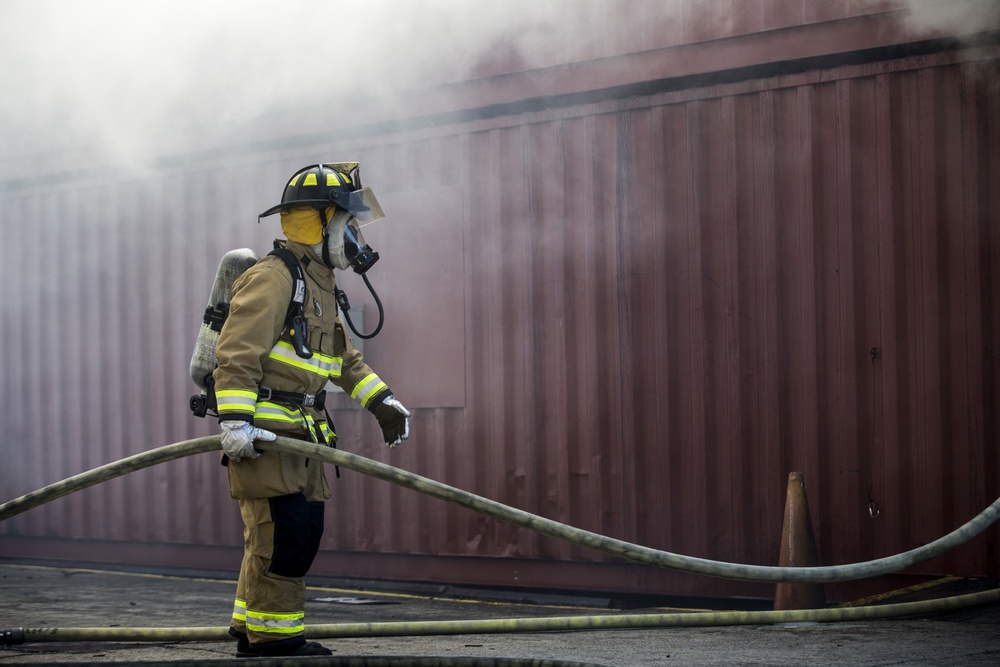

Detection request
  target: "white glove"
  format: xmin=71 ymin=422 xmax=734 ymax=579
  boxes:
xmin=220 ymin=420 xmax=276 ymax=462
xmin=372 ymin=395 xmax=411 ymax=448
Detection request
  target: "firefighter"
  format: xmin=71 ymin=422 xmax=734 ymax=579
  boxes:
xmin=214 ymin=163 xmax=410 ymax=657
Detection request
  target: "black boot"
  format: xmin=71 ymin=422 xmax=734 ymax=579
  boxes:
xmin=242 ymin=636 xmax=332 ymax=658
xmin=228 ymin=628 xmax=256 ymax=658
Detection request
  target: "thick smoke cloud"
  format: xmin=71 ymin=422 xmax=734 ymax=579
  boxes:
xmin=0 ymin=0 xmax=570 ymax=177
xmin=0 ymin=0 xmax=995 ymax=182
xmin=898 ymin=0 xmax=1000 ymax=34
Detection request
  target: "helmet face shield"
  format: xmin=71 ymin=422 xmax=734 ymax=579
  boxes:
xmin=331 ymin=187 xmax=384 ymax=225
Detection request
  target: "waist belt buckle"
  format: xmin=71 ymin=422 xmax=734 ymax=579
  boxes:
xmin=302 ymin=392 xmax=316 ymax=407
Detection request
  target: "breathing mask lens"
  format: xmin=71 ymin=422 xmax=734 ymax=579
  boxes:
xmin=343 ymin=220 xmax=379 ymax=274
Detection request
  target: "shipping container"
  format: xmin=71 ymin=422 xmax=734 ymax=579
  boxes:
xmin=2 ymin=1 xmax=998 ymax=602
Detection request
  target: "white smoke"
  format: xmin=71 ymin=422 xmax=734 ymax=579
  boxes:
xmin=0 ymin=0 xmax=996 ymax=182
xmin=894 ymin=0 xmax=1000 ymax=35
xmin=0 ymin=0 xmax=568 ymax=177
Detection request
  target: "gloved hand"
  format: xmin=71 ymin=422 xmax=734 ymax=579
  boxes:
xmin=372 ymin=395 xmax=411 ymax=448
xmin=220 ymin=420 xmax=276 ymax=462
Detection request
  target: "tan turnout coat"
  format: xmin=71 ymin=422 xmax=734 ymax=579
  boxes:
xmin=213 ymin=240 xmax=389 ymax=500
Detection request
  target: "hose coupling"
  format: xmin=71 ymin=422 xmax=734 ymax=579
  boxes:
xmin=1 ymin=627 xmax=25 ymax=647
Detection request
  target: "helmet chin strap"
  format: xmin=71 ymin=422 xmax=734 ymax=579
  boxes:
xmin=317 ymin=207 xmax=335 ymax=269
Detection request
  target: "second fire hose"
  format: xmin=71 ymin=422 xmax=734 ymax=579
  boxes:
xmin=4 ymin=585 xmax=998 ymax=646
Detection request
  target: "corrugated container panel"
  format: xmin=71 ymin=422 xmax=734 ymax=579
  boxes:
xmin=413 ymin=52 xmax=992 ymax=583
xmin=376 ymin=53 xmax=999 ymax=581
xmin=2 ymin=43 xmax=998 ymax=598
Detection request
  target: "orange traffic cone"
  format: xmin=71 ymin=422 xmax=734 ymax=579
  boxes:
xmin=774 ymin=471 xmax=826 ymax=610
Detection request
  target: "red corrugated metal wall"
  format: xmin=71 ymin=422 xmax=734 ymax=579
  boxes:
xmin=2 ymin=10 xmax=998 ymax=600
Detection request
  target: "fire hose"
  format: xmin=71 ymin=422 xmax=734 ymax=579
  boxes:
xmin=1 ymin=435 xmax=999 ymax=650
xmin=3 ymin=435 xmax=999 ymax=583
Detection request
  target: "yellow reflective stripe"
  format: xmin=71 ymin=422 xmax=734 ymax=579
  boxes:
xmin=254 ymin=402 xmax=305 ymax=425
xmin=253 ymin=402 xmax=334 ymax=442
xmin=326 ymin=172 xmax=342 ymax=186
xmin=317 ymin=421 xmax=334 ymax=443
xmin=255 ymin=402 xmax=302 ymax=417
xmin=303 ymin=173 xmax=317 ymax=187
xmin=351 ymin=373 xmax=387 ymax=408
xmin=253 ymin=404 xmax=333 ymax=444
xmin=303 ymin=412 xmax=320 ymax=443
xmin=288 ymin=174 xmax=301 ymax=187
xmin=268 ymin=340 xmax=339 ymax=377
xmin=232 ymin=598 xmax=247 ymax=622
xmin=216 ymin=389 xmax=258 ymax=414
xmin=246 ymin=609 xmax=305 ymax=635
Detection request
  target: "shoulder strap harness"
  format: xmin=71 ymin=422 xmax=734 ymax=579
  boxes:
xmin=268 ymin=246 xmax=313 ymax=360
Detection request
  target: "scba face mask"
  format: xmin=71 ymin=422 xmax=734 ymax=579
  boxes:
xmin=317 ymin=210 xmax=380 ymax=274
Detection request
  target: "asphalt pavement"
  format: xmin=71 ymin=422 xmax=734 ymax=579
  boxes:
xmin=1 ymin=561 xmax=998 ymax=666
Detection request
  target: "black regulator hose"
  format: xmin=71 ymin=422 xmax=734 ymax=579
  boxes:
xmin=336 ymin=274 xmax=384 ymax=339
xmin=1 ymin=436 xmax=999 ymax=584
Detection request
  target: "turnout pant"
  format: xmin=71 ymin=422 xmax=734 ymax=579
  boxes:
xmin=227 ymin=444 xmax=331 ymax=646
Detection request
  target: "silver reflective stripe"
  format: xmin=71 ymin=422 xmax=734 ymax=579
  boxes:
xmin=254 ymin=402 xmax=304 ymax=423
xmin=246 ymin=609 xmax=305 ymax=634
xmin=351 ymin=373 xmax=387 ymax=407
xmin=216 ymin=389 xmax=258 ymax=414
xmin=232 ymin=598 xmax=247 ymax=622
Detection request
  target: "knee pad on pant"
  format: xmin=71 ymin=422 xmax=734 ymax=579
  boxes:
xmin=268 ymin=493 xmax=325 ymax=578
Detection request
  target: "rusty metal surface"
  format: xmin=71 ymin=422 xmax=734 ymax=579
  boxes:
xmin=1 ymin=8 xmax=999 ymax=601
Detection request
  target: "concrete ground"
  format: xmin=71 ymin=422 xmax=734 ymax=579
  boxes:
xmin=0 ymin=561 xmax=998 ymax=666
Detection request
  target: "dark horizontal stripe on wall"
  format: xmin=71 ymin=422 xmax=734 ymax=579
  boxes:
xmin=2 ymin=30 xmax=996 ymax=195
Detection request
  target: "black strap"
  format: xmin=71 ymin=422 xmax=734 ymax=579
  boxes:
xmin=258 ymin=387 xmax=327 ymax=411
xmin=324 ymin=406 xmax=341 ymax=479
xmin=268 ymin=247 xmax=307 ymax=317
xmin=268 ymin=247 xmax=313 ymax=359
xmin=202 ymin=303 xmax=230 ymax=332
